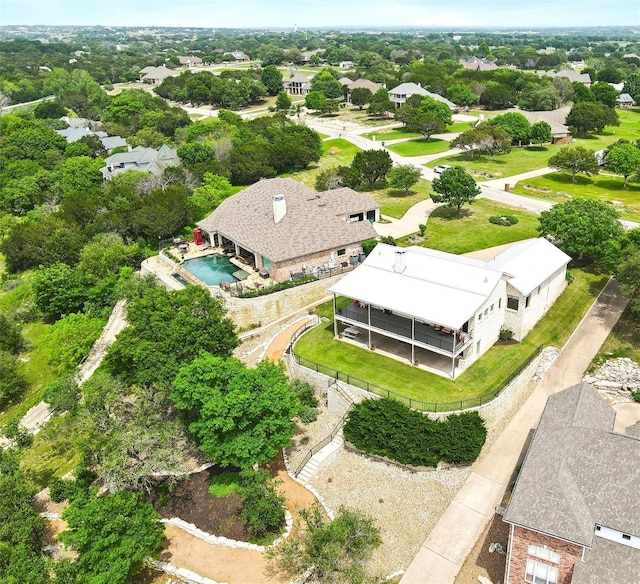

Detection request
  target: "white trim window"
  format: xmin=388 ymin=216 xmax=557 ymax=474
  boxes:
xmin=528 ymin=545 xmax=560 ymax=563
xmin=525 ymin=559 xmax=559 ymax=584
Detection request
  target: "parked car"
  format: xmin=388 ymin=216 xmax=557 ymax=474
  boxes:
xmin=433 ymin=164 xmax=452 ymax=175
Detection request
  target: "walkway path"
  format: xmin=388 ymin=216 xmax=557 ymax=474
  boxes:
xmin=400 ymin=278 xmax=630 ymax=584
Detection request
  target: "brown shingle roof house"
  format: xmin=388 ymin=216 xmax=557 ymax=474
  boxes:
xmin=503 ymin=382 xmax=640 ymax=584
xmin=197 ymin=178 xmax=379 ymax=281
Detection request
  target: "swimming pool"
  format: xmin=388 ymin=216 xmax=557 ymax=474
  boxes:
xmin=181 ymin=254 xmax=241 ymax=286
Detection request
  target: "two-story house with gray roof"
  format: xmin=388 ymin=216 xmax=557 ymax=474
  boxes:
xmin=503 ymin=383 xmax=640 ymax=584
xmin=197 ymin=178 xmax=379 ymax=282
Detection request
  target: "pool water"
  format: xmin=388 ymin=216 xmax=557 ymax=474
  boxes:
xmin=181 ymin=254 xmax=240 ymax=285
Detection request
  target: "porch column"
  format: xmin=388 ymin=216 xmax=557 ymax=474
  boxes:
xmin=333 ymin=294 xmax=338 ymax=338
xmin=451 ymin=355 xmax=455 ymax=379
xmin=234 ymin=243 xmax=240 ymax=256
xmin=411 ymin=317 xmax=415 ymax=364
xmin=368 ymin=303 xmax=372 ymax=349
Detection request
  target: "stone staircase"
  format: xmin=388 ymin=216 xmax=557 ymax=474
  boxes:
xmin=296 ymin=431 xmax=344 ymax=484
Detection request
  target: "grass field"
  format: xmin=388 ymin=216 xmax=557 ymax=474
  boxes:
xmin=511 ymin=172 xmax=640 ymax=221
xmin=400 ymin=199 xmax=540 ymax=253
xmin=387 ymin=138 xmax=450 ymax=157
xmin=294 ymin=269 xmax=608 ymax=406
xmin=591 ymin=305 xmax=640 ymax=371
xmin=371 ymin=179 xmax=432 ymax=219
xmin=287 ymin=138 xmax=362 ymax=187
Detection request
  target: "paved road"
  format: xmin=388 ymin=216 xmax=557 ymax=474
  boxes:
xmin=400 ymin=278 xmax=630 ymax=584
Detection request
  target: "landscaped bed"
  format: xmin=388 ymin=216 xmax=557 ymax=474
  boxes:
xmin=150 ymin=468 xmax=251 ymax=542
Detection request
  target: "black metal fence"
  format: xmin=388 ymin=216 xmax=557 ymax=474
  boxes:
xmin=292 ymin=344 xmax=544 ymax=414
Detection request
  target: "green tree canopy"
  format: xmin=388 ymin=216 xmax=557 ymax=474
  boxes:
xmin=548 ymin=145 xmax=600 ymax=182
xmin=387 ymin=164 xmax=422 ymax=195
xmin=538 ymin=198 xmax=623 ymax=262
xmin=487 ymin=112 xmax=531 ymax=145
xmin=260 ymin=65 xmax=284 ymax=96
xmin=605 ymin=142 xmax=640 ymax=188
xmin=431 ymin=165 xmax=481 ymax=214
xmin=171 ymin=354 xmax=298 ymax=469
xmin=616 ymin=246 xmax=640 ymax=319
xmin=565 ymin=101 xmax=619 ymax=137
xmin=0 ymin=351 xmax=28 ymax=408
xmin=530 ymin=120 xmax=553 ymax=147
xmin=104 ymin=283 xmax=238 ymax=386
xmin=60 ymin=490 xmax=164 ymax=584
xmin=350 ymin=87 xmax=373 ymax=110
xmin=351 ymin=149 xmax=393 ymax=189
xmin=275 ymin=91 xmax=292 ymax=111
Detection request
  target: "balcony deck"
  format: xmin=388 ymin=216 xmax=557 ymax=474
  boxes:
xmin=336 ymin=303 xmax=470 ymax=357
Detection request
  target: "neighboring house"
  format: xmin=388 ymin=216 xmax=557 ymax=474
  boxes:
xmin=284 ymin=73 xmax=312 ymax=95
xmin=540 ymin=69 xmax=592 ymax=86
xmin=178 ymin=55 xmax=203 ymax=67
xmin=196 ymin=178 xmax=379 ymax=282
xmin=460 ymin=56 xmax=498 ymax=71
xmin=56 ymin=125 xmax=129 ymax=153
xmin=387 ymin=82 xmax=458 ymax=110
xmin=301 ymin=48 xmax=324 ymax=64
xmin=616 ymin=93 xmax=636 ymax=109
xmin=60 ymin=116 xmax=94 ymax=129
xmin=329 ymin=239 xmax=570 ymax=378
xmin=100 ymin=144 xmax=179 ymax=180
xmin=503 ymin=382 xmax=640 ymax=584
xmin=339 ymin=61 xmax=355 ymax=69
xmin=139 ymin=64 xmax=180 ymax=84
xmin=509 ymin=107 xmax=573 ymax=144
xmin=224 ymin=50 xmax=250 ymax=62
xmin=342 ymin=78 xmax=385 ymax=103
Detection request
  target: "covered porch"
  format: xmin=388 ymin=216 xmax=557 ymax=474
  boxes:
xmin=333 ymin=298 xmax=473 ymax=379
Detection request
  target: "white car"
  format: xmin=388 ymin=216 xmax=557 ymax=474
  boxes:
xmin=433 ymin=164 xmax=452 ymax=175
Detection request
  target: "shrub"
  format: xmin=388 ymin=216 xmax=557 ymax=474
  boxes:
xmin=499 ymin=329 xmax=514 ymax=341
xmin=43 ymin=376 xmax=80 ymax=413
xmin=237 ymin=276 xmax=316 ymax=298
xmin=291 ymin=379 xmax=319 ymax=409
xmin=362 ymin=239 xmax=378 ymax=255
xmin=489 ymin=214 xmax=519 ymax=226
xmin=418 ymin=223 xmax=427 ymax=236
xmin=209 ymin=470 xmax=241 ymax=498
xmin=299 ymin=406 xmax=318 ymax=424
xmin=238 ymin=469 xmax=286 ymax=538
xmin=49 ymin=478 xmax=82 ymax=503
xmin=632 ymin=391 xmax=640 ymax=403
xmin=343 ymin=398 xmax=487 ymax=466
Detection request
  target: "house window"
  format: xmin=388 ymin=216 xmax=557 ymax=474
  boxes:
xmin=507 ymin=296 xmax=519 ymax=311
xmin=498 ymin=298 xmax=502 ymax=309
xmin=525 ymin=295 xmax=531 ymax=308
xmin=490 ymin=304 xmax=494 ymax=313
xmin=525 ymin=559 xmax=559 ymax=584
xmin=484 ymin=308 xmax=489 ymax=317
xmin=528 ymin=545 xmax=560 ymax=564
xmin=476 ymin=340 xmax=481 ymax=354
xmin=337 ymin=249 xmax=346 ymax=256
xmin=478 ymin=312 xmax=482 ymax=321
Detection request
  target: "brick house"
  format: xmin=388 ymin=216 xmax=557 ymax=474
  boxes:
xmin=196 ymin=178 xmax=379 ymax=282
xmin=503 ymin=382 xmax=640 ymax=584
xmin=329 ymin=239 xmax=570 ymax=378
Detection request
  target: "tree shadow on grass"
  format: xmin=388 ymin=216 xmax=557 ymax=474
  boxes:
xmin=431 ymin=206 xmax=472 ymax=220
xmin=386 ymin=189 xmax=416 ymax=198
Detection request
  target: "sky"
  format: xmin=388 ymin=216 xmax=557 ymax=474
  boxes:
xmin=0 ymin=0 xmax=639 ymax=29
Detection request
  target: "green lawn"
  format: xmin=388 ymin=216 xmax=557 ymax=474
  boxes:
xmin=387 ymin=138 xmax=450 ymax=157
xmin=426 ymin=109 xmax=640 ymax=180
xmin=400 ymin=199 xmax=539 ymax=254
xmin=591 ymin=305 xmax=640 ymax=370
xmin=447 ymin=122 xmax=474 ymax=133
xmin=371 ymin=179 xmax=433 ymax=219
xmin=294 ymin=269 xmax=608 ymax=408
xmin=286 ymin=138 xmax=362 ymax=187
xmin=363 ymin=129 xmax=422 ymax=141
xmin=510 ymin=172 xmax=640 ymax=221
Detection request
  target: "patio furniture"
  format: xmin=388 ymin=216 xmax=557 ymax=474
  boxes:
xmin=342 ymin=326 xmax=360 ymax=340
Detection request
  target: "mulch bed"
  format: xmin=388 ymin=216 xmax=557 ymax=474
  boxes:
xmin=150 ymin=468 xmax=251 ymax=542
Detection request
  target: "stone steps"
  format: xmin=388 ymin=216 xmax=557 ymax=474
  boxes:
xmin=297 ymin=432 xmax=344 ymax=484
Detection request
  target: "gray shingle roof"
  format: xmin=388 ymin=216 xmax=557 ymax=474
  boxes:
xmin=197 ymin=178 xmax=378 ymax=263
xmin=571 ymin=537 xmax=640 ymax=584
xmin=617 ymin=93 xmax=635 ymax=103
xmin=503 ymin=383 xmax=640 ymax=546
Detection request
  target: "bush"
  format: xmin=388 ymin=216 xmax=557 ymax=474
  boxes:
xmin=209 ymin=470 xmax=241 ymax=498
xmin=238 ymin=469 xmax=286 ymax=538
xmin=489 ymin=214 xmax=519 ymax=226
xmin=1 ymin=419 xmax=33 ymax=449
xmin=499 ymin=329 xmax=514 ymax=341
xmin=291 ymin=379 xmax=319 ymax=409
xmin=632 ymin=391 xmax=640 ymax=403
xmin=362 ymin=239 xmax=379 ymax=255
xmin=43 ymin=376 xmax=79 ymax=413
xmin=343 ymin=398 xmax=487 ymax=466
xmin=299 ymin=406 xmax=318 ymax=424
xmin=49 ymin=478 xmax=82 ymax=503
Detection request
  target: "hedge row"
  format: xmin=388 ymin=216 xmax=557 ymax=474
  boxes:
xmin=237 ymin=276 xmax=316 ymax=298
xmin=343 ymin=398 xmax=487 ymax=467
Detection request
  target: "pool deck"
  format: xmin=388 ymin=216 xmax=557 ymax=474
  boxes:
xmin=154 ymin=243 xmax=276 ymax=293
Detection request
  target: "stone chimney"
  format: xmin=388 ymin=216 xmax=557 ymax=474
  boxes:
xmin=393 ymin=249 xmax=406 ymax=273
xmin=273 ymin=194 xmax=287 ymax=224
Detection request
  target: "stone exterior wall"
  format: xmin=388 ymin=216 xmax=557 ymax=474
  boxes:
xmin=269 ymin=246 xmax=363 ymax=283
xmin=503 ymin=268 xmax=567 ymax=341
xmin=225 ymin=274 xmax=343 ymax=329
xmin=506 ymin=525 xmax=583 ymax=584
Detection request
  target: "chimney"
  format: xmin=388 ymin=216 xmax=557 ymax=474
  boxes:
xmin=393 ymin=249 xmax=406 ymax=274
xmin=273 ymin=194 xmax=287 ymax=224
